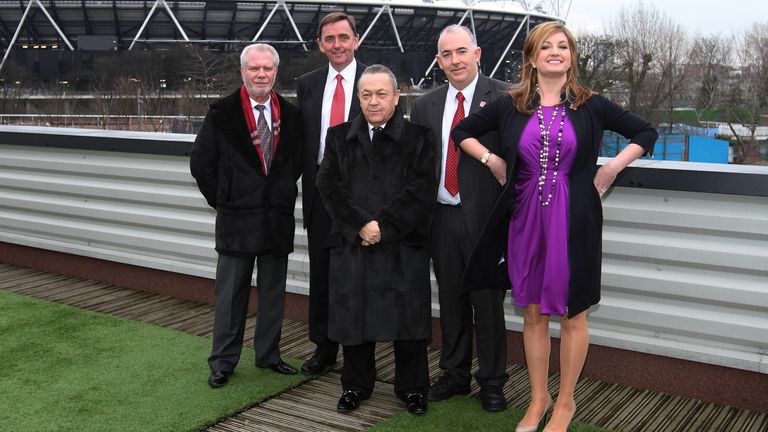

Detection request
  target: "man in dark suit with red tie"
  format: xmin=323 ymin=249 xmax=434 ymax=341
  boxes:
xmin=191 ymin=43 xmax=303 ymax=388
xmin=296 ymin=12 xmax=367 ymax=375
xmin=410 ymin=25 xmax=510 ymax=411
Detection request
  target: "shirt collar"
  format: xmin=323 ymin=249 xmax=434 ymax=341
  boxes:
xmin=368 ymin=122 xmax=387 ymax=138
xmin=327 ymin=60 xmax=357 ymax=84
xmin=250 ymin=95 xmax=271 ymax=110
xmin=447 ymin=73 xmax=479 ymax=102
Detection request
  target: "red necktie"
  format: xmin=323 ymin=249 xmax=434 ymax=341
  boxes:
xmin=444 ymin=91 xmax=464 ymax=196
xmin=330 ymin=74 xmax=345 ymax=127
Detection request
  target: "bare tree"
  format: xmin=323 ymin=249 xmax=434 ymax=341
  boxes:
xmin=178 ymin=45 xmax=234 ymax=120
xmin=687 ymin=34 xmax=731 ymax=124
xmin=0 ymin=60 xmax=27 ymax=118
xmin=608 ymin=1 xmax=687 ymax=125
xmin=724 ymin=22 xmax=768 ymax=164
xmin=655 ymin=21 xmax=688 ymax=132
xmin=576 ymin=32 xmax=622 ymax=94
xmin=87 ymin=55 xmax=124 ymax=129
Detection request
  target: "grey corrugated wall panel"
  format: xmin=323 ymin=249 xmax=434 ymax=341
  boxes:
xmin=0 ymin=139 xmax=766 ymax=374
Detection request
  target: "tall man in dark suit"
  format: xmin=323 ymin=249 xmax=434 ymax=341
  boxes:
xmin=410 ymin=25 xmax=510 ymax=412
xmin=296 ymin=12 xmax=366 ymax=375
xmin=191 ymin=43 xmax=303 ymax=389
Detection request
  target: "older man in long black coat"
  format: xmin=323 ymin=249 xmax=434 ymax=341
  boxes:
xmin=316 ymin=65 xmax=436 ymax=415
xmin=190 ymin=43 xmax=303 ymax=388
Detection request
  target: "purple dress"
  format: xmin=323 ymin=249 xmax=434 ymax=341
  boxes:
xmin=508 ymin=105 xmax=577 ymax=316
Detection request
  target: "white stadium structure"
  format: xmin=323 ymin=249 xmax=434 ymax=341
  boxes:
xmin=0 ymin=0 xmax=569 ymax=86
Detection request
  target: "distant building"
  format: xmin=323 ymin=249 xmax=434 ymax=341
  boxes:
xmin=0 ymin=0 xmax=562 ymax=88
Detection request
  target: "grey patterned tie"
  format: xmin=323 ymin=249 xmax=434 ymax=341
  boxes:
xmin=254 ymin=105 xmax=273 ymax=172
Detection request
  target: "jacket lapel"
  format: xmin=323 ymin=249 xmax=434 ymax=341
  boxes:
xmin=346 ymin=114 xmax=372 ymax=162
xmin=214 ymin=91 xmax=267 ymax=177
xmin=307 ymin=66 xmax=329 ymax=163
xmin=349 ymin=61 xmax=366 ymax=119
xmin=428 ymin=85 xmax=449 ymax=175
xmin=469 ymin=75 xmax=491 ymax=114
xmin=565 ymin=102 xmax=592 ymax=170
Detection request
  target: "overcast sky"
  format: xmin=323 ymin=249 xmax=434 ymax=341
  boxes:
xmin=564 ymin=0 xmax=765 ymax=36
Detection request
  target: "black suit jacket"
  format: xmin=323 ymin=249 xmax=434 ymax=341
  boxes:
xmin=296 ymin=62 xmax=366 ymax=228
xmin=410 ymin=74 xmax=510 ymax=242
xmin=190 ymin=89 xmax=303 ymax=257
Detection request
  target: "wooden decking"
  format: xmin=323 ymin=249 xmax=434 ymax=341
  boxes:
xmin=1 ymin=262 xmax=766 ymax=432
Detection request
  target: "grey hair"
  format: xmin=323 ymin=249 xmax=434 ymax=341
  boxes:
xmin=359 ymin=64 xmax=398 ymax=91
xmin=240 ymin=43 xmax=280 ymax=68
xmin=437 ymin=24 xmax=478 ymax=52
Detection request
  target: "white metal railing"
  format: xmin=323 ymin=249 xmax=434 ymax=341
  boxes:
xmin=0 ymin=128 xmax=766 ymax=374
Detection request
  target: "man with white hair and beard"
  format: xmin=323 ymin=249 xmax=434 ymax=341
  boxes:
xmin=191 ymin=43 xmax=303 ymax=389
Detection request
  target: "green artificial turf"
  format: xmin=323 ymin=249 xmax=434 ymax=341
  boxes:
xmin=368 ymin=394 xmax=611 ymax=432
xmin=0 ymin=290 xmax=306 ymax=432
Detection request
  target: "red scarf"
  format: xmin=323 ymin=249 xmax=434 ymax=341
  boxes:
xmin=240 ymin=85 xmax=281 ymax=174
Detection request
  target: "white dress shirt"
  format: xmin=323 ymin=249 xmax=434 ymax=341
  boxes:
xmin=437 ymin=74 xmax=479 ymax=205
xmin=319 ymin=60 xmax=357 ymax=164
xmin=249 ymin=96 xmax=272 ymax=131
xmin=368 ymin=122 xmax=387 ymax=140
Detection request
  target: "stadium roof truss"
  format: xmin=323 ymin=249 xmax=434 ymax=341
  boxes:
xmin=0 ymin=0 xmax=565 ymax=83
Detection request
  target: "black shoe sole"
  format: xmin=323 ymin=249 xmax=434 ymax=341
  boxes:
xmin=426 ymin=388 xmax=471 ymax=402
xmin=481 ymin=403 xmax=507 ymax=412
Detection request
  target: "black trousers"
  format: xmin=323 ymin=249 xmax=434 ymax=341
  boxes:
xmin=430 ymin=203 xmax=508 ymax=388
xmin=306 ymin=186 xmax=339 ymax=364
xmin=208 ymin=253 xmax=287 ymax=372
xmin=341 ymin=339 xmax=429 ymax=400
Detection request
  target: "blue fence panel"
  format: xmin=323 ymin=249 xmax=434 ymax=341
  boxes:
xmin=602 ymin=132 xmax=730 ymax=163
xmin=688 ymin=136 xmax=729 ymax=163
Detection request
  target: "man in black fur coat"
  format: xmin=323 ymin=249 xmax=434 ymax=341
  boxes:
xmin=316 ymin=64 xmax=436 ymax=415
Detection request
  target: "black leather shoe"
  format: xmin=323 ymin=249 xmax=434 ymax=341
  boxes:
xmin=301 ymin=353 xmax=334 ymax=375
xmin=337 ymin=390 xmax=363 ymax=412
xmin=404 ymin=392 xmax=427 ymax=415
xmin=208 ymin=370 xmax=230 ymax=388
xmin=479 ymin=385 xmax=507 ymax=412
xmin=426 ymin=373 xmax=471 ymax=401
xmin=263 ymin=359 xmax=298 ymax=375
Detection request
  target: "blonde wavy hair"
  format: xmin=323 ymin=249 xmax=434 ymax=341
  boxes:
xmin=509 ymin=21 xmax=594 ymax=114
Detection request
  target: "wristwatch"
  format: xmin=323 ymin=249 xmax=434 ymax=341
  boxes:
xmin=480 ymin=151 xmax=492 ymax=165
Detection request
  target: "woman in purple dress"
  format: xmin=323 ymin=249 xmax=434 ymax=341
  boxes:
xmin=452 ymin=22 xmax=657 ymax=432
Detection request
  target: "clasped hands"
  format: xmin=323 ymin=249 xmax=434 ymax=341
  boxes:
xmin=359 ymin=220 xmax=381 ymax=246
